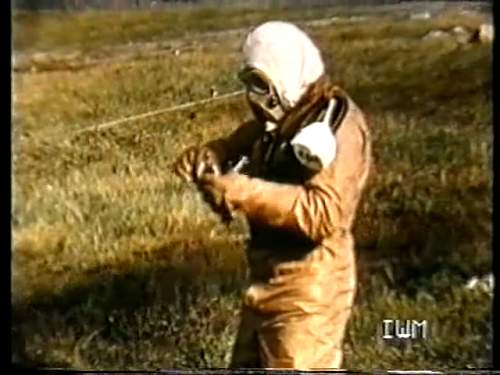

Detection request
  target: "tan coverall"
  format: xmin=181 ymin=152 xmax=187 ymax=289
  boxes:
xmin=175 ymin=80 xmax=371 ymax=369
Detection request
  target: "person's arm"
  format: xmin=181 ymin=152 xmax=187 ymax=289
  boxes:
xmin=173 ymin=119 xmax=264 ymax=182
xmin=200 ymin=173 xmax=340 ymax=242
xmin=205 ymin=119 xmax=264 ymax=165
xmin=200 ymin=110 xmax=371 ymax=242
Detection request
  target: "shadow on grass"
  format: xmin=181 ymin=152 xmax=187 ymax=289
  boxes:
xmin=11 ymin=253 xmax=243 ymax=369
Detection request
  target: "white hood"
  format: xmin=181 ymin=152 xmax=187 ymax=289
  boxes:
xmin=242 ymin=21 xmax=325 ymax=109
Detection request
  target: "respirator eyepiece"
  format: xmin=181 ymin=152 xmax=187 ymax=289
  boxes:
xmin=238 ymin=67 xmax=272 ymax=95
xmin=238 ymin=67 xmax=286 ymax=122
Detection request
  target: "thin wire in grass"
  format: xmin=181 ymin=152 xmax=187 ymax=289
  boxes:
xmin=36 ymin=90 xmax=245 ymax=142
xmin=72 ymin=90 xmax=245 ymax=136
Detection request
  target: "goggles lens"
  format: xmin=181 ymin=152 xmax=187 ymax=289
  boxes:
xmin=238 ymin=68 xmax=271 ymax=95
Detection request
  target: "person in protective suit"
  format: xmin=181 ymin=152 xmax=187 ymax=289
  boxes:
xmin=173 ymin=21 xmax=372 ymax=370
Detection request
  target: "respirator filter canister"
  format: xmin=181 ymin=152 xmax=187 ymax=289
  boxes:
xmin=290 ymin=98 xmax=338 ymax=172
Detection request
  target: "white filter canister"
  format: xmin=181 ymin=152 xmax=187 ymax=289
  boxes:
xmin=290 ymin=99 xmax=338 ymax=172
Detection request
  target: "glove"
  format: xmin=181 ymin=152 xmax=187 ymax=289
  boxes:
xmin=198 ymin=173 xmax=237 ymax=223
xmin=172 ymin=145 xmax=222 ymax=183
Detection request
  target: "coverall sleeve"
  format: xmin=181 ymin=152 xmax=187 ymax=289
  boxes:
xmin=205 ymin=119 xmax=264 ymax=165
xmin=216 ymin=112 xmax=370 ymax=243
xmin=223 ymin=174 xmax=340 ymax=243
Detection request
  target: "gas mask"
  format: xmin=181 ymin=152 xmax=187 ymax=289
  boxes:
xmin=238 ymin=67 xmax=338 ymax=175
xmin=238 ymin=67 xmax=288 ymax=124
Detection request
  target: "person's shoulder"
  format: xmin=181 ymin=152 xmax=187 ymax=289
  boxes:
xmin=329 ymin=85 xmax=358 ymax=109
xmin=328 ymin=86 xmax=370 ymax=138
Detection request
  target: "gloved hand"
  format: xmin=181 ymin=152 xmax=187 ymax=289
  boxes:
xmin=198 ymin=173 xmax=238 ymax=223
xmin=172 ymin=145 xmax=222 ymax=183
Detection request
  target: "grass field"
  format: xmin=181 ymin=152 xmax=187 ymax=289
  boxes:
xmin=12 ymin=6 xmax=493 ymax=370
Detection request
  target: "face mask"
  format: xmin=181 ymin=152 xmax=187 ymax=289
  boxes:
xmin=290 ymin=99 xmax=338 ymax=172
xmin=239 ymin=67 xmax=287 ymax=123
